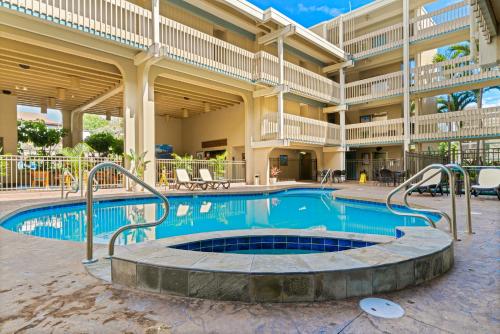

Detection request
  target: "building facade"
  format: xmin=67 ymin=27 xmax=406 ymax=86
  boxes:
xmin=0 ymin=0 xmax=499 ymax=185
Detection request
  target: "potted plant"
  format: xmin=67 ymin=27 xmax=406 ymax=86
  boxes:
xmin=270 ymin=167 xmax=281 ymax=184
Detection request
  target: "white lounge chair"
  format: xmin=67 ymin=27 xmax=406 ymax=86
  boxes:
xmin=471 ymin=169 xmax=500 ymax=200
xmin=199 ymin=169 xmax=230 ymax=189
xmin=175 ymin=169 xmax=207 ymax=191
xmin=409 ymin=169 xmax=443 ymax=197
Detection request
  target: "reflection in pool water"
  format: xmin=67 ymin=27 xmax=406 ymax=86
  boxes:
xmin=1 ymin=189 xmax=434 ymax=245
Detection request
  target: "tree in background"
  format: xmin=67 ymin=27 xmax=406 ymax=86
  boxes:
xmin=17 ymin=120 xmax=68 ymax=155
xmin=83 ymin=114 xmax=122 ymax=136
xmin=433 ymin=42 xmax=499 ymax=110
xmin=84 ymin=132 xmax=123 ymax=157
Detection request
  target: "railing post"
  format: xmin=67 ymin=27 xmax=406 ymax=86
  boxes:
xmin=277 ymin=36 xmax=284 ymax=140
xmin=79 ymin=157 xmax=83 ymax=197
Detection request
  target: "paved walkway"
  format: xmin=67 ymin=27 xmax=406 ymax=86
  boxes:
xmin=0 ymin=183 xmax=498 ymax=333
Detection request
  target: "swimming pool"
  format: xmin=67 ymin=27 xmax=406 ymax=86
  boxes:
xmin=0 ymin=188 xmax=436 ymax=245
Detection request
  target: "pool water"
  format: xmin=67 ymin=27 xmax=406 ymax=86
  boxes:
xmin=0 ymin=189 xmax=435 ymax=246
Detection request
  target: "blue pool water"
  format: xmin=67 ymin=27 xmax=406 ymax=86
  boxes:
xmin=0 ymin=189 xmax=436 ymax=246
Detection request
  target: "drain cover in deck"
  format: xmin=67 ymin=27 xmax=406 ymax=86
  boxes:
xmin=359 ymin=298 xmax=405 ymax=319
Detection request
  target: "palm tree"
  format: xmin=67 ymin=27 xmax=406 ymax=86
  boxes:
xmin=433 ymin=42 xmax=499 ymax=108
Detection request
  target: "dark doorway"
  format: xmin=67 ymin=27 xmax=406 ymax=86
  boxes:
xmin=299 ymin=152 xmax=313 ymax=180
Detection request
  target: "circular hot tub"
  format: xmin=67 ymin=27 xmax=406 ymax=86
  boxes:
xmin=111 ymin=227 xmax=453 ymax=302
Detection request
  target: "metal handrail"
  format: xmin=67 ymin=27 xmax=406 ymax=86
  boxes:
xmin=386 ymin=164 xmax=458 ymax=239
xmin=446 ymin=163 xmax=472 ymax=234
xmin=83 ymin=162 xmax=170 ymax=264
xmin=61 ymin=170 xmax=98 ymax=199
xmin=321 ymin=169 xmax=332 ymax=189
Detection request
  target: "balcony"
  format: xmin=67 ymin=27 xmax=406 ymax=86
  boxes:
xmin=2 ymin=0 xmax=153 ymax=48
xmin=410 ymin=1 xmax=470 ymax=43
xmin=332 ymin=0 xmax=470 ymax=59
xmin=253 ymin=52 xmax=340 ymax=103
xmin=346 ymin=118 xmax=405 ymax=146
xmin=344 ymin=107 xmax=500 ymax=146
xmin=411 ymin=107 xmax=500 ymax=142
xmin=345 ymin=71 xmax=403 ymax=105
xmin=2 ymin=0 xmax=338 ymax=105
xmin=411 ymin=55 xmax=500 ymax=93
xmin=260 ymin=112 xmax=341 ymax=146
xmin=344 ymin=23 xmax=403 ymax=59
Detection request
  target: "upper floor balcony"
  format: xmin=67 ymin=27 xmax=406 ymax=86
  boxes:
xmin=326 ymin=1 xmax=470 ymax=60
xmin=345 ymin=107 xmax=500 ymax=146
xmin=1 ymin=0 xmax=340 ymax=104
xmin=260 ymin=112 xmax=341 ymax=146
xmin=345 ymin=55 xmax=500 ymax=105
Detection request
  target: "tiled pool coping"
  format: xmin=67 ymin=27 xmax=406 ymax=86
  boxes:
xmin=111 ymin=227 xmax=453 ymax=302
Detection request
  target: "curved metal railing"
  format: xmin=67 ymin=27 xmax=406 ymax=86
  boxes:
xmin=83 ymin=162 xmax=170 ymax=264
xmin=386 ymin=163 xmax=472 ymax=241
xmin=320 ymin=169 xmax=333 ymax=189
xmin=61 ymin=170 xmax=98 ymax=199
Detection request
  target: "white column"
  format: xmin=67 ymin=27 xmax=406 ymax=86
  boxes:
xmin=339 ymin=67 xmax=346 ymax=171
xmin=136 ymin=62 xmax=156 ymax=186
xmin=151 ymin=0 xmax=160 ymax=55
xmin=340 ymin=110 xmax=346 ymax=171
xmin=61 ymin=110 xmax=72 ymax=148
xmin=470 ymin=9 xmax=477 ymax=61
xmin=403 ymin=0 xmax=411 ymax=163
xmin=0 ymin=93 xmax=18 ymax=154
xmin=122 ymin=65 xmax=137 ymax=163
xmin=70 ymin=112 xmax=83 ymax=146
xmin=277 ymin=36 xmax=284 ymax=140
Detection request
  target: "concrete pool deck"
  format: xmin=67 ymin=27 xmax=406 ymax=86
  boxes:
xmin=0 ymin=183 xmax=498 ymax=333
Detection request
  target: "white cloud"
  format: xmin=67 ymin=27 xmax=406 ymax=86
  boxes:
xmin=297 ymin=3 xmax=342 ymax=17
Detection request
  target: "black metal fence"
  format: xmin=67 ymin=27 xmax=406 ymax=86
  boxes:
xmin=345 ymin=159 xmax=403 ymax=181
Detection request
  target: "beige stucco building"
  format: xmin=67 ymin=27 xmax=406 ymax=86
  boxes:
xmin=0 ymin=0 xmax=499 ymax=185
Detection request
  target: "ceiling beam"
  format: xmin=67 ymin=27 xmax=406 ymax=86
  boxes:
xmin=258 ymin=25 xmax=296 ymax=45
xmin=71 ymin=84 xmax=124 ymax=114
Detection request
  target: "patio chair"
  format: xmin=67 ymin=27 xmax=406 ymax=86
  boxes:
xmin=471 ymin=169 xmax=500 ymax=200
xmin=199 ymin=168 xmax=230 ymax=189
xmin=175 ymin=169 xmax=207 ymax=191
xmin=378 ymin=169 xmax=394 ymax=186
xmin=332 ymin=170 xmax=342 ymax=183
xmin=409 ymin=169 xmax=443 ymax=197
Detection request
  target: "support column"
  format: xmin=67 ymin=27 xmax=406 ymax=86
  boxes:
xmin=151 ymin=0 xmax=160 ymax=55
xmin=61 ymin=110 xmax=72 ymax=148
xmin=339 ymin=110 xmax=346 ymax=171
xmin=0 ymin=93 xmax=18 ymax=154
xmin=70 ymin=112 xmax=83 ymax=146
xmin=244 ymin=94 xmax=254 ymax=184
xmin=277 ymin=36 xmax=284 ymax=140
xmin=136 ymin=62 xmax=156 ymax=186
xmin=122 ymin=64 xmax=137 ymax=161
xmin=403 ymin=0 xmax=411 ymax=169
xmin=339 ymin=67 xmax=346 ymax=171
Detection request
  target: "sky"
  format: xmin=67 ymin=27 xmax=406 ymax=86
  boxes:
xmin=246 ymin=0 xmax=463 ymax=27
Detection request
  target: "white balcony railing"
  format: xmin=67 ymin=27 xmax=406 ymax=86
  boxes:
xmin=411 ymin=55 xmax=500 ymax=92
xmin=344 ymin=23 xmax=403 ymax=59
xmin=411 ymin=1 xmax=470 ymax=42
xmin=345 ymin=71 xmax=403 ymax=104
xmin=2 ymin=0 xmax=153 ymax=48
xmin=328 ymin=1 xmax=470 ymax=59
xmin=159 ymin=16 xmax=255 ymax=81
xmin=345 ymin=118 xmax=405 ymax=146
xmin=261 ymin=112 xmax=341 ymax=146
xmin=411 ymin=107 xmax=500 ymax=141
xmin=253 ymin=52 xmax=340 ymax=103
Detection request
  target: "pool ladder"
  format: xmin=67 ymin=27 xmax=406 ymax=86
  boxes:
xmin=60 ymin=170 xmax=99 ymax=199
xmin=82 ymin=162 xmax=170 ymax=264
xmin=320 ymin=169 xmax=333 ymax=189
xmin=386 ymin=163 xmax=472 ymax=241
